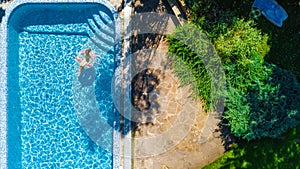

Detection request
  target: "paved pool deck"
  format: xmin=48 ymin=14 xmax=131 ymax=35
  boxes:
xmin=131 ymin=37 xmax=225 ymax=169
xmin=128 ymin=0 xmax=226 ymax=168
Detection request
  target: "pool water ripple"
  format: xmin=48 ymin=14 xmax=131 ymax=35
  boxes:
xmin=17 ymin=25 xmax=113 ymax=168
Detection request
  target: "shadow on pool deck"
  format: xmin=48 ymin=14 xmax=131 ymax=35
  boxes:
xmin=127 ymin=0 xmax=231 ymax=168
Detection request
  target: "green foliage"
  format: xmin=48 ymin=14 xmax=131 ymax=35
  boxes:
xmin=167 ymin=24 xmax=212 ymax=109
xmin=215 ymin=19 xmax=270 ymax=65
xmin=224 ymin=59 xmax=300 ymax=140
xmin=223 ymin=87 xmax=250 ymax=137
xmin=211 ymin=18 xmax=299 ymax=140
xmin=168 ymin=21 xmax=300 ymax=140
xmin=203 ymin=125 xmax=300 ymax=169
xmin=168 ymin=1 xmax=300 ymax=141
xmin=246 ymin=66 xmax=300 ymax=139
xmin=187 ymin=0 xmax=236 ymax=40
xmin=183 ymin=0 xmax=300 ymax=167
xmin=224 ymin=53 xmax=271 ymax=93
xmin=167 ymin=23 xmax=226 ymax=111
xmin=168 ymin=53 xmax=199 ymax=97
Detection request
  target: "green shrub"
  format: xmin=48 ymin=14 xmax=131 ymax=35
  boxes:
xmin=187 ymin=0 xmax=236 ymax=40
xmin=215 ymin=19 xmax=270 ymax=65
xmin=225 ymin=53 xmax=271 ymax=93
xmin=246 ymin=65 xmax=300 ymax=139
xmin=167 ymin=12 xmax=300 ymax=141
xmin=223 ymin=87 xmax=250 ymax=137
xmin=167 ymin=23 xmax=226 ymax=111
xmin=211 ymin=18 xmax=299 ymax=140
xmin=167 ymin=24 xmax=212 ymax=109
xmin=224 ymin=60 xmax=300 ymax=140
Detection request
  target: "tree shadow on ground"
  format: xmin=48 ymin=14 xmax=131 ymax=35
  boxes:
xmin=134 ymin=0 xmax=169 ymax=13
xmin=216 ymin=119 xmax=237 ymax=151
xmin=130 ymin=68 xmax=162 ymax=130
xmin=130 ymin=0 xmax=177 ymax=53
xmin=120 ymin=0 xmax=177 ymax=137
xmin=131 ymin=69 xmax=160 ymax=114
xmin=121 ymin=53 xmax=171 ymax=137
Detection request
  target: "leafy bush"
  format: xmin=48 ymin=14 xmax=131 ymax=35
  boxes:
xmin=168 ymin=10 xmax=300 ymax=140
xmin=246 ymin=65 xmax=300 ymax=139
xmin=187 ymin=0 xmax=236 ymax=40
xmin=215 ymin=19 xmax=270 ymax=65
xmin=224 ymin=87 xmax=250 ymax=137
xmin=213 ymin=20 xmax=300 ymax=140
xmin=167 ymin=23 xmax=226 ymax=111
xmin=167 ymin=24 xmax=211 ymax=109
xmin=224 ymin=59 xmax=300 ymax=140
xmin=225 ymin=53 xmax=271 ymax=93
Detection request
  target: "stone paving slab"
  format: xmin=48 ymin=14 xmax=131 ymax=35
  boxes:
xmin=132 ymin=37 xmax=225 ymax=168
xmin=130 ymin=0 xmax=226 ymax=165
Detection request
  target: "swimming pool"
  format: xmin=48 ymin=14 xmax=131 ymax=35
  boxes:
xmin=1 ymin=1 xmax=121 ymax=168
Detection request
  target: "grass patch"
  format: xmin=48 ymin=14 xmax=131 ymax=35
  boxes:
xmin=203 ymin=125 xmax=300 ymax=168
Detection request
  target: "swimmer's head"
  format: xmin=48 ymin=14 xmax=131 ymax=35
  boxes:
xmin=85 ymin=48 xmax=92 ymax=55
xmin=85 ymin=48 xmax=92 ymax=60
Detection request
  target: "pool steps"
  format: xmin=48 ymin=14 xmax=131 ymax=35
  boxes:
xmin=85 ymin=7 xmax=118 ymax=54
xmin=86 ymin=19 xmax=114 ymax=46
xmin=88 ymin=18 xmax=115 ymax=45
xmin=93 ymin=14 xmax=115 ymax=37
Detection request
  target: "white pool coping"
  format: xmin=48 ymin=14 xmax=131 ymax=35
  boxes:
xmin=0 ymin=0 xmax=122 ymax=169
xmin=122 ymin=2 xmax=132 ymax=169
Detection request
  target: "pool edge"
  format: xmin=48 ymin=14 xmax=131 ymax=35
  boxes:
xmin=0 ymin=0 xmax=121 ymax=169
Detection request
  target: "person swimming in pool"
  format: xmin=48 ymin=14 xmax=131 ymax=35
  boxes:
xmin=76 ymin=48 xmax=95 ymax=76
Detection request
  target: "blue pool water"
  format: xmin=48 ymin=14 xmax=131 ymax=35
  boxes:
xmin=7 ymin=3 xmax=119 ymax=168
